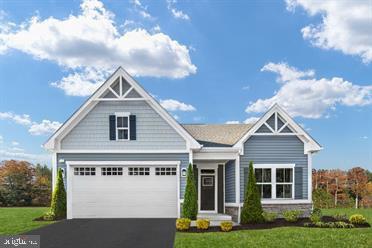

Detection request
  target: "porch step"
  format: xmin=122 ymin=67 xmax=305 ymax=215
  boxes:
xmin=197 ymin=213 xmax=232 ymax=221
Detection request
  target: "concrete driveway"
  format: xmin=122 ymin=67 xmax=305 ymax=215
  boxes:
xmin=25 ymin=219 xmax=176 ymax=248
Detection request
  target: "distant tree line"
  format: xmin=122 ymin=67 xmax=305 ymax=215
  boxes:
xmin=312 ymin=167 xmax=371 ymax=209
xmin=0 ymin=160 xmax=52 ymax=207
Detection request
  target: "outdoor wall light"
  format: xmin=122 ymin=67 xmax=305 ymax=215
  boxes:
xmin=181 ymin=168 xmax=187 ymax=177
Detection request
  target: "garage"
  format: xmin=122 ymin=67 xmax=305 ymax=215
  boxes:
xmin=67 ymin=162 xmax=179 ymax=219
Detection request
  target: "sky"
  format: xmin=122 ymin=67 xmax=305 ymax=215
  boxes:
xmin=0 ymin=0 xmax=371 ymax=170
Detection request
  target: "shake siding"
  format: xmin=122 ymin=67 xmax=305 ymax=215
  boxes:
xmin=225 ymin=160 xmax=236 ymax=203
xmin=57 ymin=153 xmax=189 ymax=198
xmin=61 ymin=101 xmax=186 ymax=150
xmin=240 ymin=136 xmax=308 ymax=202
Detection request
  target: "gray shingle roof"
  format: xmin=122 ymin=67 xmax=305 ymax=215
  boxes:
xmin=182 ymin=124 xmax=254 ymax=147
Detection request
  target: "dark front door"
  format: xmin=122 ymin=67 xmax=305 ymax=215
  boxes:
xmin=200 ymin=175 xmax=215 ymax=211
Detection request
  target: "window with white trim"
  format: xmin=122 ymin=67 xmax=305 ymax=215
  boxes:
xmin=253 ymin=165 xmax=294 ymax=199
xmin=101 ymin=167 xmax=123 ymax=176
xmin=155 ymin=167 xmax=176 ymax=176
xmin=116 ymin=113 xmax=129 ymax=140
xmin=128 ymin=167 xmax=150 ymax=176
xmin=74 ymin=167 xmax=96 ymax=176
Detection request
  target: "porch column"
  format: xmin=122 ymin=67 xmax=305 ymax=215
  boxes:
xmin=235 ymin=155 xmax=241 ymax=223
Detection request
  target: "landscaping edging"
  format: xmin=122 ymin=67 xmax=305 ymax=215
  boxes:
xmin=178 ymin=216 xmax=371 ymax=233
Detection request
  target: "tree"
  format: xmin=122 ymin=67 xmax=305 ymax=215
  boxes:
xmin=182 ymin=163 xmax=198 ymax=220
xmin=347 ymin=167 xmax=368 ymax=209
xmin=50 ymin=168 xmax=66 ymax=218
xmin=241 ymin=161 xmax=263 ymax=224
xmin=312 ymin=188 xmax=333 ymax=208
xmin=0 ymin=160 xmax=34 ymax=206
xmin=32 ymin=164 xmax=52 ymax=206
xmin=327 ymin=169 xmax=347 ymax=207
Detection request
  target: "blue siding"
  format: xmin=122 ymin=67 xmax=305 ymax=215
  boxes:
xmin=225 ymin=160 xmax=235 ymax=203
xmin=57 ymin=153 xmax=189 ymax=198
xmin=240 ymin=135 xmax=308 ymax=202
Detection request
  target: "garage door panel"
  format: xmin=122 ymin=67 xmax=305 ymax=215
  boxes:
xmin=70 ymin=165 xmax=178 ymax=218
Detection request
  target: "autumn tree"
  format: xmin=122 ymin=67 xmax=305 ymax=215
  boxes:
xmin=0 ymin=160 xmax=34 ymax=206
xmin=327 ymin=169 xmax=347 ymax=207
xmin=347 ymin=167 xmax=368 ymax=208
xmin=32 ymin=164 xmax=52 ymax=206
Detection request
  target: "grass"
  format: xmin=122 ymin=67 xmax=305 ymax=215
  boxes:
xmin=175 ymin=208 xmax=372 ymax=248
xmin=0 ymin=207 xmax=55 ymax=235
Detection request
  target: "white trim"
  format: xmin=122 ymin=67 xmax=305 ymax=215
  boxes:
xmin=264 ymin=122 xmax=275 ymax=133
xmin=94 ymin=98 xmax=145 ymax=101
xmin=122 ymin=87 xmax=134 ymax=98
xmin=231 ymin=200 xmax=312 ymax=206
xmin=108 ymin=87 xmax=120 ymax=98
xmin=308 ymin=153 xmax=312 ymax=201
xmin=253 ymin=164 xmax=295 ymax=169
xmin=235 ymin=155 xmax=240 ymax=223
xmin=44 ymin=67 xmax=201 ymax=151
xmin=177 ymin=162 xmax=181 ymax=218
xmin=54 ymin=149 xmax=189 ymax=153
xmin=115 ymin=113 xmax=130 ymax=141
xmin=223 ymin=163 xmax=226 ymax=214
xmin=52 ymin=153 xmax=57 ymax=191
xmin=119 ymin=76 xmax=123 ymax=96
xmin=67 ymin=160 xmax=181 ymax=166
xmin=66 ymin=162 xmax=72 ymax=219
xmin=233 ymin=103 xmax=322 ymax=154
xmin=197 ymin=163 xmax=218 ymax=214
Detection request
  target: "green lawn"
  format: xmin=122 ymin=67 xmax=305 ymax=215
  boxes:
xmin=0 ymin=207 xmax=55 ymax=235
xmin=175 ymin=208 xmax=372 ymax=248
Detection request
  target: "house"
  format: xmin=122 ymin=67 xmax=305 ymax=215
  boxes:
xmin=44 ymin=67 xmax=322 ymax=222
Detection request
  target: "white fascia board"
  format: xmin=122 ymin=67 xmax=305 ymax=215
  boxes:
xmin=66 ymin=160 xmax=181 ymax=166
xmin=233 ymin=103 xmax=322 ymax=154
xmin=55 ymin=149 xmax=189 ymax=154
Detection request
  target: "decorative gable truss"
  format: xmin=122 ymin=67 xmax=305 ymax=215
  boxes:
xmin=44 ymin=67 xmax=201 ymax=151
xmin=234 ymin=104 xmax=322 ymax=154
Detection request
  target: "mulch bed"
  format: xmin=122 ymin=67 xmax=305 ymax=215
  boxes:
xmin=179 ymin=216 xmax=371 ymax=233
xmin=33 ymin=216 xmax=65 ymax=221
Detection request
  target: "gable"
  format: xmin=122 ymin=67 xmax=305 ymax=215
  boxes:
xmin=234 ymin=104 xmax=322 ymax=154
xmin=44 ymin=67 xmax=201 ymax=151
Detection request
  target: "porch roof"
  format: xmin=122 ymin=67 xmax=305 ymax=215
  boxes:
xmin=182 ymin=124 xmax=253 ymax=147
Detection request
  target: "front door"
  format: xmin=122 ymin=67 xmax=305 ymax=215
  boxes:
xmin=200 ymin=175 xmax=215 ymax=211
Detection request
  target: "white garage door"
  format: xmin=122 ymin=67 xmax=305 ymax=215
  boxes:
xmin=69 ymin=165 xmax=178 ymax=218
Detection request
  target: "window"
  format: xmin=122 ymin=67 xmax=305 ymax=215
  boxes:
xmin=155 ymin=167 xmax=176 ymax=176
xmin=102 ymin=167 xmax=123 ymax=176
xmin=74 ymin=167 xmax=96 ymax=176
xmin=276 ymin=168 xmax=293 ymax=198
xmin=128 ymin=167 xmax=150 ymax=176
xmin=202 ymin=176 xmax=214 ymax=186
xmin=116 ymin=113 xmax=129 ymax=140
xmin=253 ymin=165 xmax=294 ymax=200
xmin=255 ymin=168 xmax=272 ymax=198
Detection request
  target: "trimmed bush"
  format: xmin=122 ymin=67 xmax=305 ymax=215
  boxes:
xmin=240 ymin=161 xmax=264 ymax=224
xmin=282 ymin=210 xmax=302 ymax=222
xmin=310 ymin=208 xmax=322 ymax=223
xmin=49 ymin=168 xmax=66 ymax=219
xmin=349 ymin=214 xmax=367 ymax=224
xmin=306 ymin=221 xmax=354 ymax=228
xmin=196 ymin=219 xmax=210 ymax=230
xmin=220 ymin=221 xmax=233 ymax=232
xmin=333 ymin=213 xmax=347 ymax=221
xmin=182 ymin=163 xmax=198 ymax=220
xmin=262 ymin=212 xmax=277 ymax=223
xmin=176 ymin=218 xmax=191 ymax=231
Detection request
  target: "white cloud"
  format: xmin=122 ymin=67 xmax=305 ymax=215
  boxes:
xmin=226 ymin=121 xmax=240 ymax=124
xmin=246 ymin=62 xmax=372 ymax=118
xmin=0 ymin=112 xmax=32 ymax=126
xmin=11 ymin=141 xmax=19 ymax=146
xmin=0 ymin=149 xmax=51 ymax=164
xmin=361 ymin=136 xmax=368 ymax=140
xmin=160 ymin=99 xmax=196 ymax=112
xmin=9 ymin=147 xmax=24 ymax=152
xmin=242 ymin=86 xmax=250 ymax=90
xmin=286 ymin=0 xmax=372 ymax=63
xmin=29 ymin=120 xmax=62 ymax=136
xmin=167 ymin=0 xmax=190 ymax=20
xmin=131 ymin=0 xmax=153 ymax=19
xmin=0 ymin=111 xmax=61 ymax=135
xmin=0 ymin=0 xmax=196 ymax=96
xmin=0 ymin=135 xmax=3 ymax=144
xmin=244 ymin=117 xmax=259 ymax=124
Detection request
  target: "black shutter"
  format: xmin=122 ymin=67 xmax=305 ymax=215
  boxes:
xmin=129 ymin=115 xmax=136 ymax=140
xmin=109 ymin=115 xmax=116 ymax=140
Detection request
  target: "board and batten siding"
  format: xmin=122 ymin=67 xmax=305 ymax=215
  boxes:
xmin=240 ymin=135 xmax=308 ymax=202
xmin=225 ymin=160 xmax=236 ymax=203
xmin=57 ymin=153 xmax=189 ymax=198
xmin=60 ymin=101 xmax=187 ymax=150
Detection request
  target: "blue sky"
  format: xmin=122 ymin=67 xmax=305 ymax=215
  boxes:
xmin=0 ymin=0 xmax=371 ymax=170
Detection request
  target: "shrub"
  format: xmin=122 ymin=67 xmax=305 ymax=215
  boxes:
xmin=333 ymin=213 xmax=347 ymax=221
xmin=49 ymin=168 xmax=66 ymax=219
xmin=43 ymin=210 xmax=56 ymax=221
xmin=262 ymin=212 xmax=277 ymax=222
xmin=282 ymin=210 xmax=303 ymax=222
xmin=349 ymin=214 xmax=367 ymax=224
xmin=303 ymin=222 xmax=311 ymax=227
xmin=182 ymin=164 xmax=198 ymax=220
xmin=310 ymin=221 xmax=354 ymax=228
xmin=241 ymin=161 xmax=264 ymax=224
xmin=176 ymin=218 xmax=191 ymax=231
xmin=312 ymin=188 xmax=333 ymax=209
xmin=220 ymin=221 xmax=233 ymax=232
xmin=310 ymin=208 xmax=322 ymax=223
xmin=335 ymin=221 xmax=354 ymax=228
xmin=196 ymin=219 xmax=210 ymax=230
